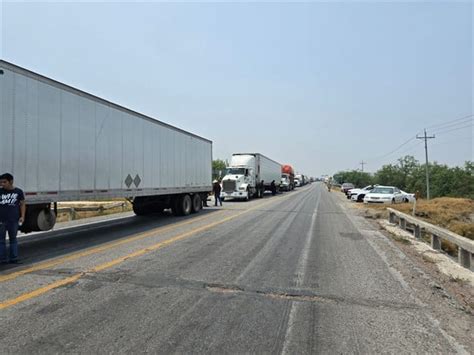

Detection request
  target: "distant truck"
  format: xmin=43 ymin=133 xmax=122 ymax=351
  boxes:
xmin=280 ymin=164 xmax=295 ymax=191
xmin=0 ymin=60 xmax=212 ymax=233
xmin=295 ymin=174 xmax=306 ymax=187
xmin=221 ymin=153 xmax=281 ymax=200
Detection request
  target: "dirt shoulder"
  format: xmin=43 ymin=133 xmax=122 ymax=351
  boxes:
xmin=334 ymin=190 xmax=474 ymax=312
xmin=334 ymin=189 xmax=473 ymax=350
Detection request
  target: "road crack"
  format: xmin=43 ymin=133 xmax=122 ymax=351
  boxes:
xmin=80 ymin=271 xmax=424 ymax=312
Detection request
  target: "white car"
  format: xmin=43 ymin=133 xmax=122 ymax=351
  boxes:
xmin=363 ymin=186 xmax=405 ymax=204
xmin=349 ymin=185 xmax=376 ymax=202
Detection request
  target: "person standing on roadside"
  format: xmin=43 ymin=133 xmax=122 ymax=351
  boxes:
xmin=0 ymin=173 xmax=26 ymax=264
xmin=213 ymin=180 xmax=223 ymax=207
xmin=327 ymin=177 xmax=332 ymax=192
xmin=270 ymin=180 xmax=277 ymax=196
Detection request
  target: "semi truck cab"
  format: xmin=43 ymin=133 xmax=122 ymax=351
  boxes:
xmin=280 ymin=174 xmax=291 ymax=191
xmin=221 ymin=165 xmax=257 ymax=201
xmin=220 ymin=153 xmax=281 ymax=201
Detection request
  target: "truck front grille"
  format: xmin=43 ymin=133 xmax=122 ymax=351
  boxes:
xmin=223 ymin=180 xmax=236 ymax=192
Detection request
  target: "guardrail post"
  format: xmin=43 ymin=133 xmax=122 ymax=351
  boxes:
xmin=458 ymin=248 xmax=471 ymax=269
xmin=67 ymin=208 xmax=75 ymax=221
xmin=413 ymin=225 xmax=421 ymax=239
xmin=389 ymin=212 xmax=396 ymax=224
xmin=399 ymin=218 xmax=406 ymax=230
xmin=431 ymin=234 xmax=441 ymax=250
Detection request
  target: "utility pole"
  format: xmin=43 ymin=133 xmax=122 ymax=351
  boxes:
xmin=359 ymin=161 xmax=366 ymax=172
xmin=416 ymin=129 xmax=435 ymax=199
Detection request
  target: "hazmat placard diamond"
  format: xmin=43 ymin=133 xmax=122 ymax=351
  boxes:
xmin=134 ymin=174 xmax=142 ymax=188
xmin=125 ymin=174 xmax=133 ymax=188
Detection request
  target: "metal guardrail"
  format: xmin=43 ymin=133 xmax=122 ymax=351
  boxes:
xmin=57 ymin=202 xmax=128 ymax=221
xmin=387 ymin=207 xmax=474 ymax=269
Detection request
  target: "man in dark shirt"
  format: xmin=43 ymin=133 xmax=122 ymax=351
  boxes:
xmin=212 ymin=180 xmax=222 ymax=207
xmin=0 ymin=173 xmax=26 ymax=264
xmin=270 ymin=180 xmax=277 ymax=196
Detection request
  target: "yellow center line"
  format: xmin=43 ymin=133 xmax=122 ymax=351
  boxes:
xmin=0 ymin=194 xmax=290 ymax=310
xmin=0 ymin=209 xmax=228 ymax=284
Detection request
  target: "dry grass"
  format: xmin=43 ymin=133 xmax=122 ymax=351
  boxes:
xmin=360 ymin=197 xmax=474 ymax=240
xmin=391 ymin=198 xmax=474 ymax=241
xmin=56 ymin=200 xmax=133 ymax=223
xmin=357 ymin=197 xmax=473 ymax=257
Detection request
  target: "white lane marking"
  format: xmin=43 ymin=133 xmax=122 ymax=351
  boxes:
xmin=281 ymin=186 xmax=321 ymax=355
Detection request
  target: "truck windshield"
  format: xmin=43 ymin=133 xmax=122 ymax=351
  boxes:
xmin=227 ymin=168 xmax=245 ymax=175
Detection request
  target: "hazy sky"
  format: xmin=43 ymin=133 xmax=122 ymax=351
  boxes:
xmin=1 ymin=1 xmax=472 ymax=176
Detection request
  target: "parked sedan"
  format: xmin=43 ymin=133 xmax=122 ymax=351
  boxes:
xmin=349 ymin=185 xmax=376 ymax=202
xmin=363 ymin=186 xmax=405 ymax=204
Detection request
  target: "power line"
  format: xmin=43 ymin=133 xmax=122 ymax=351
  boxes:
xmin=425 ymin=114 xmax=474 ymax=130
xmin=433 ymin=123 xmax=473 ymax=136
xmin=368 ymin=136 xmax=417 ymax=162
xmin=361 ymin=114 xmax=473 ymax=173
xmin=431 ymin=117 xmax=473 ymax=134
xmin=416 ymin=130 xmax=435 ymax=200
xmin=389 ymin=141 xmax=423 ymax=164
xmin=430 ymin=136 xmax=472 ymax=148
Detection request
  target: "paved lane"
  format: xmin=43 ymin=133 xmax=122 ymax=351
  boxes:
xmin=0 ymin=184 xmax=468 ymax=353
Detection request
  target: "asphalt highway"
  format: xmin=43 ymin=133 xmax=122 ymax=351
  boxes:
xmin=0 ymin=183 xmax=469 ymax=354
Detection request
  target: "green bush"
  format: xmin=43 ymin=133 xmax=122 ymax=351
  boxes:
xmin=333 ymin=156 xmax=473 ymax=199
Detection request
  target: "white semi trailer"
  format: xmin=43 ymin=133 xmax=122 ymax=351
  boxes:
xmin=0 ymin=60 xmax=212 ymax=233
xmin=221 ymin=153 xmax=281 ymax=200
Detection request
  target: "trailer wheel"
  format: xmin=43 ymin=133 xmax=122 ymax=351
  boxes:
xmin=182 ymin=194 xmax=193 ymax=215
xmin=173 ymin=194 xmax=192 ymax=216
xmin=22 ymin=206 xmax=57 ymax=233
xmin=192 ymin=194 xmax=202 ymax=213
xmin=133 ymin=203 xmax=147 ymax=216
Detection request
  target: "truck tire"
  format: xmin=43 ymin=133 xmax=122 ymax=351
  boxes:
xmin=133 ymin=203 xmax=147 ymax=216
xmin=173 ymin=194 xmax=192 ymax=216
xmin=21 ymin=206 xmax=57 ymax=233
xmin=192 ymin=194 xmax=202 ymax=213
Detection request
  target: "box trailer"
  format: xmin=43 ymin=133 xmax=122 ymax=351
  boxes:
xmin=0 ymin=60 xmax=212 ymax=232
xmin=221 ymin=153 xmax=281 ymax=200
